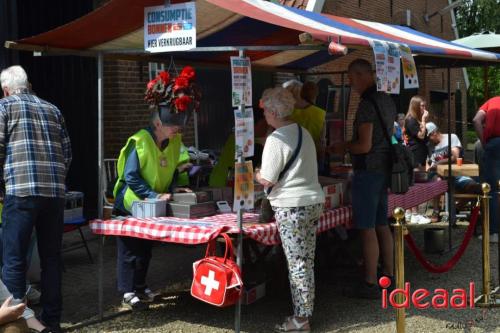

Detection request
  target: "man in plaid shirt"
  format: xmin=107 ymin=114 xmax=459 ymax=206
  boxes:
xmin=0 ymin=66 xmax=71 ymax=333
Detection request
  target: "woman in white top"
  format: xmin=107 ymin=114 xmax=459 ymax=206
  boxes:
xmin=256 ymin=87 xmax=325 ymax=333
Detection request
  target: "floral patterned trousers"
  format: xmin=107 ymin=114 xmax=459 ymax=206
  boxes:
xmin=273 ymin=203 xmax=323 ymax=317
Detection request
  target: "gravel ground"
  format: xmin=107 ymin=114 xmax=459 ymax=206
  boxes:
xmin=61 ymin=226 xmax=500 ymax=333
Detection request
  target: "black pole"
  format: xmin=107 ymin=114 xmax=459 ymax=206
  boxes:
xmin=447 ymin=67 xmax=453 ymax=251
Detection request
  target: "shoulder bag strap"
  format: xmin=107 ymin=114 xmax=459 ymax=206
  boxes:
xmin=266 ymin=124 xmax=303 ymax=195
xmin=366 ymin=97 xmax=397 ymax=163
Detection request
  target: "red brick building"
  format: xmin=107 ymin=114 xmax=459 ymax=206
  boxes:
xmin=102 ymin=0 xmax=468 ymax=158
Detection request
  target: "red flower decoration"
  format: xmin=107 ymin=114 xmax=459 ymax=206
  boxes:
xmin=147 ymin=78 xmax=158 ymax=90
xmin=180 ymin=66 xmax=196 ymax=81
xmin=173 ymin=76 xmax=189 ymax=92
xmin=174 ymin=95 xmax=193 ymax=112
xmin=158 ymin=71 xmax=170 ymax=84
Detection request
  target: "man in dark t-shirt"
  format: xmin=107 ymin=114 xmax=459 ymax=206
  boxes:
xmin=329 ymin=59 xmax=395 ymax=299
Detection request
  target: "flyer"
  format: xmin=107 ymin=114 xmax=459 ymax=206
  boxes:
xmin=233 ymin=161 xmax=254 ymax=211
xmin=230 ymin=57 xmax=252 ymax=107
xmin=369 ymin=40 xmax=388 ymax=92
xmin=399 ymin=44 xmax=419 ymax=89
xmin=144 ymin=3 xmax=196 ymax=53
xmin=234 ymin=107 xmax=254 ymax=158
xmin=386 ymin=42 xmax=401 ymax=94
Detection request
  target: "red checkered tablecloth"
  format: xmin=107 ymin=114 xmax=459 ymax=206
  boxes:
xmin=90 ymin=206 xmax=352 ymax=246
xmin=90 ymin=181 xmax=446 ymax=245
xmin=387 ymin=180 xmax=448 ymax=216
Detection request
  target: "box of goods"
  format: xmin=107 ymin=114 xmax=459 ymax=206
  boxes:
xmin=318 ymin=176 xmax=346 ymax=210
xmin=131 ymin=199 xmax=167 ymax=218
xmin=167 ymin=201 xmax=216 ymax=219
xmin=172 ymin=191 xmax=212 ymax=204
xmin=65 ymin=191 xmax=84 ymax=209
xmin=242 ymin=282 xmax=266 ymax=305
xmin=198 ymin=188 xmax=224 ymax=202
xmin=329 ymin=165 xmax=353 ymax=180
xmin=64 ymin=191 xmax=84 ymax=221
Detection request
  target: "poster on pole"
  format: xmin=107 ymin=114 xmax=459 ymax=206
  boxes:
xmin=230 ymin=57 xmax=252 ymax=107
xmin=386 ymin=42 xmax=401 ymax=94
xmin=233 ymin=161 xmax=254 ymax=211
xmin=234 ymin=108 xmax=255 ymax=159
xmin=369 ymin=40 xmax=388 ymax=92
xmin=144 ymin=2 xmax=196 ymax=53
xmin=399 ymin=44 xmax=419 ymax=89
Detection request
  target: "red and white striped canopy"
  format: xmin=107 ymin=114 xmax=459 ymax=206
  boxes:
xmin=7 ymin=0 xmax=500 ymax=70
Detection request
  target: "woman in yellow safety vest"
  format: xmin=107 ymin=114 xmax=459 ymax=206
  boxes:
xmin=113 ymin=107 xmax=190 ymax=310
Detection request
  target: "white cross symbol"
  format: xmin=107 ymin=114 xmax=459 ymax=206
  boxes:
xmin=200 ymin=270 xmax=220 ymax=296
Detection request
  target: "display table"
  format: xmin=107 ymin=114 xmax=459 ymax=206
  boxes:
xmin=90 ymin=206 xmax=352 ymax=246
xmin=90 ymin=181 xmax=448 ymax=245
xmin=387 ymin=180 xmax=448 ymax=215
xmin=436 ymin=163 xmax=479 ymax=177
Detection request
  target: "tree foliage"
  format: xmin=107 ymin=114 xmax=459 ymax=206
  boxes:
xmin=454 ymin=0 xmax=500 ymax=117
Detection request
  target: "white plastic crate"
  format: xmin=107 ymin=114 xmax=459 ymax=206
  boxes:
xmin=131 ymin=199 xmax=167 ymax=218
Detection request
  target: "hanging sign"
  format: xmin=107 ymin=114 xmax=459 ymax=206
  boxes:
xmin=234 ymin=108 xmax=255 ymax=159
xmin=230 ymin=57 xmax=253 ymax=107
xmin=399 ymin=44 xmax=419 ymax=89
xmin=386 ymin=42 xmax=401 ymax=94
xmin=144 ymin=2 xmax=196 ymax=53
xmin=233 ymin=161 xmax=254 ymax=211
xmin=369 ymin=40 xmax=388 ymax=92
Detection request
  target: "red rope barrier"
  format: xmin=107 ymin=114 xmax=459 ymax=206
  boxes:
xmin=404 ymin=205 xmax=480 ymax=274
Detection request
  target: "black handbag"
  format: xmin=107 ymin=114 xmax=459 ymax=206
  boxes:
xmin=259 ymin=124 xmax=303 ymax=222
xmin=368 ymin=97 xmax=414 ymax=194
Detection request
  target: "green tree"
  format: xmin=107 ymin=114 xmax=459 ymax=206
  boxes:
xmin=454 ymin=0 xmax=500 ymax=119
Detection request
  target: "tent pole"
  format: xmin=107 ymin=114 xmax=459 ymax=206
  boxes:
xmin=234 ymin=48 xmax=246 ymax=333
xmin=97 ymin=52 xmax=105 ymax=320
xmin=447 ymin=66 xmax=453 ymax=251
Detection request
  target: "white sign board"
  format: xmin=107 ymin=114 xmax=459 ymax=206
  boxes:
xmin=230 ymin=57 xmax=252 ymax=107
xmin=386 ymin=42 xmax=401 ymax=95
xmin=369 ymin=40 xmax=388 ymax=92
xmin=144 ymin=3 xmax=196 ymax=53
xmin=399 ymin=44 xmax=419 ymax=89
xmin=234 ymin=108 xmax=255 ymax=158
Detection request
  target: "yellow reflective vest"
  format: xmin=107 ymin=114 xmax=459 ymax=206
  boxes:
xmin=290 ymin=105 xmax=326 ymax=145
xmin=113 ymin=129 xmax=181 ymax=211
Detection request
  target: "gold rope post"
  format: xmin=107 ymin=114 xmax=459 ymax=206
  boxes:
xmin=476 ymin=183 xmax=492 ymax=307
xmin=393 ymin=207 xmax=406 ymax=333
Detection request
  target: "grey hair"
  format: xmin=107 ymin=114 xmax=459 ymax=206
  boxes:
xmin=0 ymin=66 xmax=29 ymax=93
xmin=261 ymin=87 xmax=295 ymax=119
xmin=282 ymin=79 xmax=303 ymax=101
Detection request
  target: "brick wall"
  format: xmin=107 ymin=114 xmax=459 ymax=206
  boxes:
xmin=309 ymin=0 xmax=468 ymax=143
xmin=103 ymin=60 xmax=195 ymax=158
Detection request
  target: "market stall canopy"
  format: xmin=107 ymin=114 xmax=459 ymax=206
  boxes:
xmin=453 ymin=31 xmax=500 ymax=53
xmin=5 ymin=0 xmax=500 ymax=69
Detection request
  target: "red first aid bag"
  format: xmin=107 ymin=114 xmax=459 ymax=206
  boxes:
xmin=191 ymin=233 xmax=243 ymax=307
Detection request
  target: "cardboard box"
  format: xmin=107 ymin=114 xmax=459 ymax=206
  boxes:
xmin=319 ymin=177 xmax=345 ymax=209
xmin=242 ymin=282 xmax=266 ymax=305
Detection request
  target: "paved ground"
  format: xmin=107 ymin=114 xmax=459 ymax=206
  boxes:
xmin=49 ymin=223 xmax=500 ymax=333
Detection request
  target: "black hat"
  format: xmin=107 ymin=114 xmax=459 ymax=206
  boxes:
xmin=158 ymin=105 xmax=191 ymax=127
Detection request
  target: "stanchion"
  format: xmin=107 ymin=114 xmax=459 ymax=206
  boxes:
xmin=491 ymin=181 xmax=500 ymax=305
xmin=393 ymin=207 xmax=406 ymax=333
xmin=475 ymin=183 xmax=500 ymax=307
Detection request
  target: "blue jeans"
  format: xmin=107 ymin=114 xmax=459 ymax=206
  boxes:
xmin=1 ymin=196 xmax=65 ymax=325
xmin=481 ymin=137 xmax=500 ymax=234
xmin=352 ymin=170 xmax=389 ymax=229
xmin=116 ymin=236 xmax=153 ymax=294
